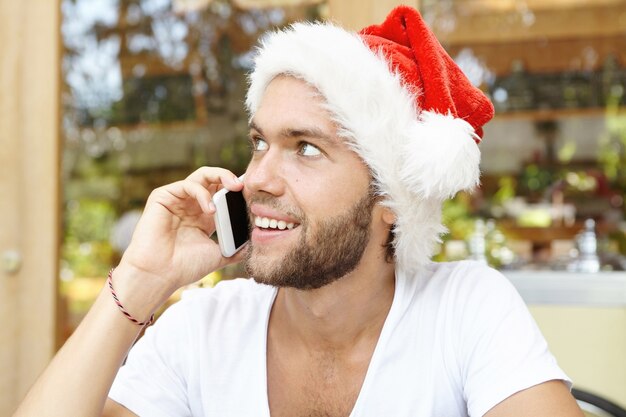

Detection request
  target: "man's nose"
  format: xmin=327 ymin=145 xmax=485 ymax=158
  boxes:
xmin=244 ymin=149 xmax=285 ymax=196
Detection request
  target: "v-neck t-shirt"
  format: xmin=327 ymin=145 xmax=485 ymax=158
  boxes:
xmin=108 ymin=261 xmax=571 ymax=417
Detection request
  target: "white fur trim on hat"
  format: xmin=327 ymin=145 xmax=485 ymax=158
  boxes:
xmin=401 ymin=111 xmax=481 ymax=199
xmin=246 ymin=22 xmax=481 ymax=273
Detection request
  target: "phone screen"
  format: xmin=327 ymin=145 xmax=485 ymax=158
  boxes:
xmin=225 ymin=190 xmax=250 ymax=248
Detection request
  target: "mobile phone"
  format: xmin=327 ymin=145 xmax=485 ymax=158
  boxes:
xmin=212 ymin=178 xmax=250 ymax=257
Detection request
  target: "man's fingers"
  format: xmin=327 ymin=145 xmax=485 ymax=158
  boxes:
xmin=145 ymin=166 xmax=245 ymax=227
xmin=166 ymin=180 xmax=214 ymax=214
xmin=185 ymin=167 xmax=244 ymax=192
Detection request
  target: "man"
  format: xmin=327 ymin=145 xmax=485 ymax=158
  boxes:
xmin=15 ymin=6 xmax=583 ymax=417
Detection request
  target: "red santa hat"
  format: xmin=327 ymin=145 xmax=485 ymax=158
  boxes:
xmin=246 ymin=6 xmax=494 ymax=272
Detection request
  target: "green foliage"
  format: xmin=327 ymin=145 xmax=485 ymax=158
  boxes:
xmin=441 ymin=192 xmax=475 ymax=241
xmin=219 ymin=135 xmax=252 ymax=174
xmin=519 ymin=164 xmax=553 ymax=195
xmin=62 ymin=199 xmax=116 ymax=277
xmin=492 ymin=176 xmax=517 ymax=206
xmin=598 ymin=113 xmax=626 ymax=193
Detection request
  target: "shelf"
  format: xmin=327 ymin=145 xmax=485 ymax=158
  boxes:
xmin=499 ymin=221 xmax=584 ymax=244
xmin=498 ymin=219 xmax=618 ymax=244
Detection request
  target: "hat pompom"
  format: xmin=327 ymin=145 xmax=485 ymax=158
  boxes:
xmin=400 ymin=111 xmax=481 ymax=200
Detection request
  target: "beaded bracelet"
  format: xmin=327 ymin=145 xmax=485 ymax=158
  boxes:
xmin=107 ymin=268 xmax=155 ymax=327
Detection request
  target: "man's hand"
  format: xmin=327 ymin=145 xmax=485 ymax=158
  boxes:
xmin=12 ymin=167 xmax=247 ymax=417
xmin=117 ymin=167 xmax=246 ymax=301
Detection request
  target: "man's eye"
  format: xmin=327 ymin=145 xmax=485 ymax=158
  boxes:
xmin=299 ymin=142 xmax=321 ymax=157
xmin=252 ymin=137 xmax=268 ymax=151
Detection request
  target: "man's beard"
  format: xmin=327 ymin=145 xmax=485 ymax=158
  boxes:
xmin=245 ymin=192 xmax=375 ymax=290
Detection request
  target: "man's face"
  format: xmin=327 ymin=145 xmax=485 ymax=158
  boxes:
xmin=242 ymin=76 xmax=390 ymax=289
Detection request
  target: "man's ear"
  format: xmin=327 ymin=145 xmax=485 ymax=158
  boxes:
xmin=381 ymin=206 xmax=396 ymax=226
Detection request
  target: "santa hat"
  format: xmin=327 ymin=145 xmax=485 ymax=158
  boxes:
xmin=246 ymin=6 xmax=494 ymax=273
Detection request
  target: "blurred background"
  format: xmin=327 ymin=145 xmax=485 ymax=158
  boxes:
xmin=1 ymin=0 xmax=626 ymax=414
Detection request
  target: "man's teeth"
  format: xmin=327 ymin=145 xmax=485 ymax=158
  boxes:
xmin=255 ymin=216 xmax=295 ymax=230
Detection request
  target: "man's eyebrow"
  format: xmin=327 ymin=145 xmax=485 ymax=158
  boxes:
xmin=249 ymin=120 xmax=263 ymax=136
xmin=248 ymin=120 xmax=337 ymax=146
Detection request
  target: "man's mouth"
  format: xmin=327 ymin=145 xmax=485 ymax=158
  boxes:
xmin=254 ymin=216 xmax=298 ymax=230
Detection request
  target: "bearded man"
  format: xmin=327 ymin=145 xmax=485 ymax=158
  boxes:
xmin=15 ymin=6 xmax=583 ymax=417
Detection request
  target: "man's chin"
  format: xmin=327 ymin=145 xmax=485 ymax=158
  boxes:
xmin=249 ymin=271 xmax=288 ymax=289
xmin=246 ymin=255 xmax=302 ymax=289
xmin=250 ymin=274 xmax=279 ymax=287
xmin=250 ymin=274 xmax=308 ymax=290
xmin=245 ymin=251 xmax=281 ymax=285
xmin=251 ymin=273 xmax=343 ymax=291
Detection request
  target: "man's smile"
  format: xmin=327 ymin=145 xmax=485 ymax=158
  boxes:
xmin=254 ymin=216 xmax=296 ymax=230
xmin=249 ymin=203 xmax=302 ymax=244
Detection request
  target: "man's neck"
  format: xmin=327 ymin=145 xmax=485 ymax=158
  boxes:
xmin=270 ymin=253 xmax=396 ymax=354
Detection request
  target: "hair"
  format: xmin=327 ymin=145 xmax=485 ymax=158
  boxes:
xmin=368 ymin=181 xmax=396 ymax=265
xmin=384 ymin=229 xmax=396 ymax=263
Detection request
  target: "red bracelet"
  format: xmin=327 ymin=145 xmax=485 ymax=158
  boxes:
xmin=107 ymin=268 xmax=155 ymax=327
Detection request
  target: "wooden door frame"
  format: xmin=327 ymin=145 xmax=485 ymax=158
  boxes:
xmin=0 ymin=0 xmax=60 ymax=414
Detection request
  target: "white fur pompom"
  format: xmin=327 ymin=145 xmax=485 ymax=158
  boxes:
xmin=400 ymin=111 xmax=481 ymax=199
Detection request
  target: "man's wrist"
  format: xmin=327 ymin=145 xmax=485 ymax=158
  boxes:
xmin=108 ymin=263 xmax=174 ymax=323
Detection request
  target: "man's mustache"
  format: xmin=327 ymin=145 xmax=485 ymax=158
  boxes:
xmin=245 ymin=192 xmax=305 ymax=223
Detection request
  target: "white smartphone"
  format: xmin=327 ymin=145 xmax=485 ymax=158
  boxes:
xmin=212 ymin=177 xmax=250 ymax=257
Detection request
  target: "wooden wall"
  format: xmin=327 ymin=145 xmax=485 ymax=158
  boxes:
xmin=328 ymin=0 xmax=419 ymax=30
xmin=0 ymin=0 xmax=60 ymax=414
xmin=436 ymin=2 xmax=626 ymax=76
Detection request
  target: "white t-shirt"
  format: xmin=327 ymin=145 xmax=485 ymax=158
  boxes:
xmin=109 ymin=261 xmax=571 ymax=416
